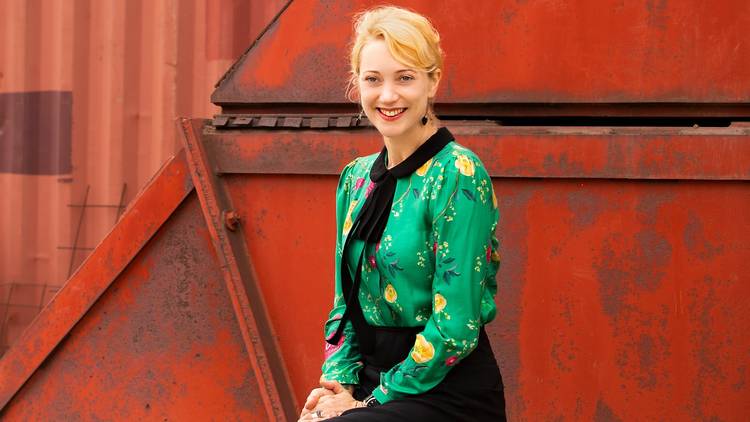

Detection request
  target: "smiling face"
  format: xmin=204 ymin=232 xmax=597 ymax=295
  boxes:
xmin=357 ymin=38 xmax=441 ymax=143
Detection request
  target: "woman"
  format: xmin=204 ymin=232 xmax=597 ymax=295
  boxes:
xmin=299 ymin=6 xmax=505 ymax=421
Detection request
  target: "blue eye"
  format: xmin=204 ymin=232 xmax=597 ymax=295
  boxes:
xmin=364 ymin=76 xmax=379 ymax=83
xmin=400 ymin=75 xmax=414 ymax=82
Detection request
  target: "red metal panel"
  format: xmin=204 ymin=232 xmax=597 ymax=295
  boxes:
xmin=490 ymin=179 xmax=750 ymax=421
xmin=212 ymin=0 xmax=750 ymax=106
xmin=0 ymin=143 xmax=293 ymax=420
xmin=180 ymin=118 xmax=297 ymax=420
xmin=0 ymin=150 xmax=193 ymax=410
xmin=228 ymin=176 xmax=750 ymax=421
xmin=223 ymin=174 xmax=337 ymax=403
xmin=202 ymin=125 xmax=750 ymax=179
xmin=206 ymin=122 xmax=749 ymax=420
xmin=1 ymin=194 xmax=265 ymax=420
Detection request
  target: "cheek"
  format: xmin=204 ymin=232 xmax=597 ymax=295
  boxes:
xmin=359 ymin=90 xmax=378 ymax=108
xmin=403 ymin=86 xmax=429 ymax=104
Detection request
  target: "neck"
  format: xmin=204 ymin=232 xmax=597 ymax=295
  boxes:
xmin=384 ymin=124 xmax=438 ymax=169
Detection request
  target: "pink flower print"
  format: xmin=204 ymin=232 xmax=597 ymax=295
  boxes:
xmin=325 ymin=314 xmax=343 ymax=341
xmin=366 ymin=182 xmax=377 ymax=197
xmin=368 ymin=255 xmax=377 ymax=269
xmin=486 ymin=245 xmax=492 ymax=263
xmin=354 ymin=177 xmax=365 ymax=190
xmin=445 ymin=355 xmax=459 ymax=366
xmin=433 ymin=242 xmax=438 ymax=255
xmin=324 ymin=334 xmax=346 ymax=359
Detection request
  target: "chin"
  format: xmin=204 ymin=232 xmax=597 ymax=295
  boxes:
xmin=376 ymin=126 xmax=406 ymax=138
xmin=373 ymin=120 xmax=419 ymax=140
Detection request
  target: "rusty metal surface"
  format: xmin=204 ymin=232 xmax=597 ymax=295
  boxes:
xmin=231 ymin=177 xmax=750 ymax=421
xmin=223 ymin=174 xmax=335 ymax=404
xmin=213 ymin=114 xmax=369 ymax=129
xmin=205 ymin=115 xmax=750 ymax=417
xmin=180 ymin=118 xmax=297 ymax=420
xmin=201 ymin=124 xmax=750 ymax=179
xmin=0 ymin=150 xmax=193 ymax=410
xmin=213 ymin=0 xmax=750 ymax=106
xmin=490 ymin=178 xmax=750 ymax=421
xmin=1 ymin=193 xmax=266 ymax=421
xmin=209 ymin=122 xmax=749 ymax=420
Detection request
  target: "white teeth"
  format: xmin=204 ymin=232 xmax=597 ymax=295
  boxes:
xmin=380 ymin=108 xmax=405 ymax=117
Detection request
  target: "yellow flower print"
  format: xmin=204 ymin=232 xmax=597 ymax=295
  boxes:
xmin=434 ymin=293 xmax=447 ymax=312
xmin=384 ymin=284 xmax=398 ymax=303
xmin=342 ymin=200 xmax=358 ymax=235
xmin=411 ymin=334 xmax=435 ymax=363
xmin=454 ymin=155 xmax=475 ymax=176
xmin=416 ymin=158 xmax=432 ymax=176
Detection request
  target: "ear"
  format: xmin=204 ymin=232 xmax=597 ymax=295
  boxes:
xmin=347 ymin=80 xmax=361 ymax=103
xmin=427 ymin=69 xmax=442 ymax=98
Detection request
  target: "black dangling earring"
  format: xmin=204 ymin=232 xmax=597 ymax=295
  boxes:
xmin=421 ymin=114 xmax=429 ymax=125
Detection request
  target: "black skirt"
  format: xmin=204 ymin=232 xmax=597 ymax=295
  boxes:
xmin=327 ymin=326 xmax=506 ymax=422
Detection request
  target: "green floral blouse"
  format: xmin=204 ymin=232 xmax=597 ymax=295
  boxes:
xmin=321 ymin=140 xmax=500 ymax=404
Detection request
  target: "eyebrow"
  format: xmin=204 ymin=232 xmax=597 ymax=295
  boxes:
xmin=362 ymin=69 xmax=416 ymax=74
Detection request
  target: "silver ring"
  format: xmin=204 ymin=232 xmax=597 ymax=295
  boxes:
xmin=313 ymin=410 xmax=324 ymax=418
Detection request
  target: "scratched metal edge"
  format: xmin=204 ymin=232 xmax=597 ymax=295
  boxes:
xmin=0 ymin=150 xmax=195 ymax=411
xmin=212 ymin=0 xmax=294 ymax=93
xmin=201 ymin=125 xmax=750 ymax=180
xmin=179 ymin=118 xmax=297 ymax=421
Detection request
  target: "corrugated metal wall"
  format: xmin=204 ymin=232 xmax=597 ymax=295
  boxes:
xmin=0 ymin=0 xmax=288 ymax=355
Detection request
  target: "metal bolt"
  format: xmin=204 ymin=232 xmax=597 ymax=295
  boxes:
xmin=224 ymin=210 xmax=240 ymax=231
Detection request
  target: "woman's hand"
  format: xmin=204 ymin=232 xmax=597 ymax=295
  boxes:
xmin=299 ymin=387 xmax=335 ymax=419
xmin=298 ymin=380 xmax=361 ymax=421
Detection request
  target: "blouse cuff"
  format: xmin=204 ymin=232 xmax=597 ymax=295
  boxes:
xmin=371 ymin=384 xmax=404 ymax=404
xmin=321 ymin=371 xmax=360 ymax=386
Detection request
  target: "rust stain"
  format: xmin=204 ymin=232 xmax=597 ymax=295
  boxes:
xmin=567 ymin=188 xmax=607 ymax=228
xmin=683 ymin=211 xmax=725 ymax=260
xmin=594 ymin=399 xmax=623 ymax=422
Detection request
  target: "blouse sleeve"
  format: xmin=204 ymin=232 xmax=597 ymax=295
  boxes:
xmin=321 ymin=160 xmax=364 ymax=385
xmin=373 ymin=152 xmax=500 ymax=403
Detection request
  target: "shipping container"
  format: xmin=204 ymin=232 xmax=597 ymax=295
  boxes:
xmin=0 ymin=0 xmax=288 ymax=355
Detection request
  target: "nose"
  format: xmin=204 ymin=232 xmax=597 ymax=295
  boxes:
xmin=378 ymin=81 xmax=399 ymax=104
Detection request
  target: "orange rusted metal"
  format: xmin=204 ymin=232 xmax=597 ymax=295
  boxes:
xmin=1 ymin=0 xmax=749 ymax=421
xmin=181 ymin=118 xmax=297 ymax=420
xmin=193 ymin=121 xmax=750 ymax=421
xmin=214 ymin=0 xmax=750 ymax=108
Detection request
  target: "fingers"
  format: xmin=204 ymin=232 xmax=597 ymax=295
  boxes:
xmin=298 ymin=409 xmax=338 ymax=421
xmin=317 ymin=394 xmax=333 ymax=405
xmin=301 ymin=387 xmax=337 ymax=420
xmin=319 ymin=379 xmax=346 ymax=394
xmin=302 ymin=388 xmax=334 ymax=416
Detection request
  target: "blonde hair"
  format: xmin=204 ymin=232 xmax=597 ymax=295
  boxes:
xmin=347 ymin=6 xmax=444 ymax=101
